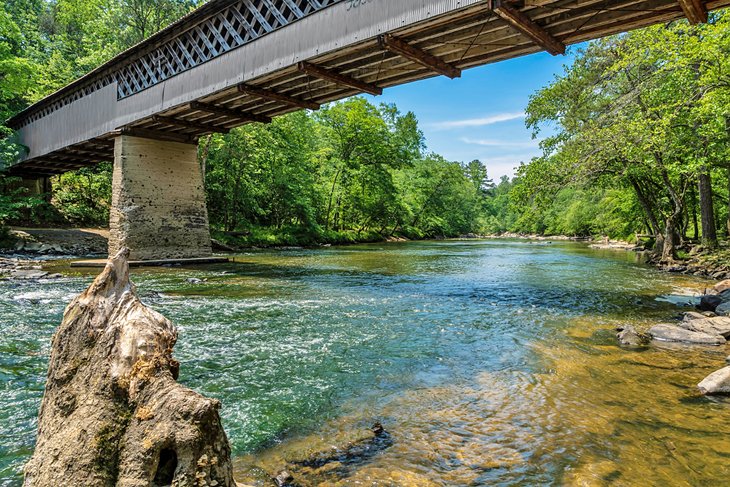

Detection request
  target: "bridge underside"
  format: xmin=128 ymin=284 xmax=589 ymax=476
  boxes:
xmin=7 ymin=0 xmax=727 ymax=177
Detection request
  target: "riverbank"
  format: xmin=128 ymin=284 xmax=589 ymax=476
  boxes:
xmin=4 ymin=226 xmax=729 ymax=283
xmin=3 ymin=228 xmax=108 ymax=256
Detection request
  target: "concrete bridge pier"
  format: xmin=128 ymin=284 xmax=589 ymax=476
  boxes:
xmin=108 ymin=135 xmax=212 ymax=261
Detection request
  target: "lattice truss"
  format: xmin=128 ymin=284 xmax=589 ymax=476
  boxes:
xmin=22 ymin=0 xmax=341 ymax=126
xmin=116 ymin=0 xmax=341 ymax=98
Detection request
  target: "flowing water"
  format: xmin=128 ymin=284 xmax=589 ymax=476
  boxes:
xmin=1 ymin=240 xmax=729 ymax=486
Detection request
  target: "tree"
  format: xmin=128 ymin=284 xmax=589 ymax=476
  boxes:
xmin=524 ymin=14 xmax=730 ymax=260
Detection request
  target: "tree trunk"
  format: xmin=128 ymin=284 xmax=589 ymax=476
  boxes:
xmin=325 ymin=166 xmax=343 ymax=231
xmin=659 ymin=168 xmax=685 ymax=262
xmin=727 ymin=166 xmax=730 ymax=237
xmin=698 ymin=168 xmax=718 ymax=248
xmin=628 ymin=176 xmax=663 ymax=253
xmin=24 ymin=249 xmax=234 ymax=487
xmin=688 ymin=184 xmax=699 ymax=240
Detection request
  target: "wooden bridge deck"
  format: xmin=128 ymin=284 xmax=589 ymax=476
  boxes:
xmin=6 ymin=0 xmax=728 ymax=176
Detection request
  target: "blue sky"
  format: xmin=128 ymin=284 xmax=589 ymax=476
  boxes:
xmin=366 ymin=48 xmax=581 ymax=181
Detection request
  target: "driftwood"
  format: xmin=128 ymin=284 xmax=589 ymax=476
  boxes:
xmin=24 ymin=248 xmax=234 ymax=487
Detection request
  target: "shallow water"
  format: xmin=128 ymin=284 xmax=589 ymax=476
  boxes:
xmin=1 ymin=240 xmax=728 ymax=486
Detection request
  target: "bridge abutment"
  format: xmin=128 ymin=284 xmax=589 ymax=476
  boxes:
xmin=109 ymin=135 xmax=212 ymax=260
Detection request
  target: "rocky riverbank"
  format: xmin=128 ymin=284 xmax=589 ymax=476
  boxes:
xmin=6 ymin=228 xmax=108 ymax=256
xmin=616 ymin=278 xmax=730 ymax=395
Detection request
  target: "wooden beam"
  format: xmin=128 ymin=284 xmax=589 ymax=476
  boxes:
xmin=677 ymin=0 xmax=707 ymax=24
xmin=152 ymin=115 xmax=230 ymax=134
xmin=120 ymin=127 xmax=198 ymax=145
xmin=190 ymin=101 xmax=271 ymax=124
xmin=298 ymin=61 xmax=383 ymax=96
xmin=378 ymin=34 xmax=461 ymax=79
xmin=238 ymin=84 xmax=321 ymax=110
xmin=65 ymin=148 xmax=113 ymax=160
xmin=488 ymin=0 xmax=565 ymax=56
xmin=49 ymin=153 xmax=107 ymax=164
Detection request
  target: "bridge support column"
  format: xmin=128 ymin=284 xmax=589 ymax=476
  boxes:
xmin=109 ymin=135 xmax=212 ymax=260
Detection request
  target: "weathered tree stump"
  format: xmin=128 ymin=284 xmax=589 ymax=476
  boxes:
xmin=24 ymin=248 xmax=234 ymax=487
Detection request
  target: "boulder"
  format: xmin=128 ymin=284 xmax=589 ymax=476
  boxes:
xmin=9 ymin=269 xmax=48 ymax=280
xmin=683 ymin=311 xmax=706 ymax=322
xmin=715 ymin=302 xmax=730 ymax=317
xmin=648 ymin=324 xmax=725 ymax=345
xmin=679 ymin=316 xmax=730 ymax=338
xmin=615 ymin=325 xmax=646 ymax=346
xmin=698 ymin=295 xmax=723 ymax=312
xmin=24 ymin=248 xmax=234 ymax=487
xmin=698 ymin=366 xmax=730 ymax=395
xmin=719 ymin=289 xmax=730 ymax=300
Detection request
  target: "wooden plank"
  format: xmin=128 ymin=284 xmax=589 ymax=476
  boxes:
xmin=378 ymin=34 xmax=461 ymax=79
xmin=677 ymin=0 xmax=707 ymax=23
xmin=152 ymin=115 xmax=231 ymax=134
xmin=121 ymin=127 xmax=198 ymax=144
xmin=189 ymin=101 xmax=271 ymax=124
xmin=488 ymin=0 xmax=566 ymax=55
xmin=298 ymin=61 xmax=383 ymax=96
xmin=237 ymin=84 xmax=321 ymax=110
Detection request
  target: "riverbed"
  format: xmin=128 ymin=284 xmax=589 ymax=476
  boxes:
xmin=1 ymin=240 xmax=728 ymax=486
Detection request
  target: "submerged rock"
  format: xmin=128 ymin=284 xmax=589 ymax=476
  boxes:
xmin=648 ymin=324 xmax=726 ymax=345
xmin=698 ymin=367 xmax=730 ymax=395
xmin=274 ymin=470 xmax=298 ymax=487
xmin=24 ymin=248 xmax=234 ymax=487
xmin=615 ymin=325 xmax=647 ymax=347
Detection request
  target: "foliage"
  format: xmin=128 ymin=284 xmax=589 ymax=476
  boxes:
xmin=505 ymin=12 xmax=730 ymax=258
xmin=205 ymin=99 xmax=486 ymax=241
xmin=52 ymin=163 xmax=112 ymax=225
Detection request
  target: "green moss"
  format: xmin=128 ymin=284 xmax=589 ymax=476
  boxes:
xmin=93 ymin=407 xmax=132 ymax=482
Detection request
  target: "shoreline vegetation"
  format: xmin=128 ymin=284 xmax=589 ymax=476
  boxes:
xmin=2 ymin=226 xmax=729 ymax=283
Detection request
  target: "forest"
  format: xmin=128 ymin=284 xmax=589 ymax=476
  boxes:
xmin=1 ymin=1 xmax=729 ymax=261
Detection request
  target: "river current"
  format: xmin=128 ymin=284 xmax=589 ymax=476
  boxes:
xmin=1 ymin=240 xmax=729 ymax=486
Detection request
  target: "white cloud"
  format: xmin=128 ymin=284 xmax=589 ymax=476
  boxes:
xmin=460 ymin=137 xmax=537 ymax=148
xmin=481 ymin=153 xmax=541 ymax=179
xmin=430 ymin=112 xmax=525 ymax=130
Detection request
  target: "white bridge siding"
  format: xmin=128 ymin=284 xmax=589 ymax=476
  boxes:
xmin=15 ymin=0 xmax=480 ymax=163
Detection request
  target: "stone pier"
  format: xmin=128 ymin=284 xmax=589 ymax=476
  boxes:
xmin=109 ymin=135 xmax=212 ymax=261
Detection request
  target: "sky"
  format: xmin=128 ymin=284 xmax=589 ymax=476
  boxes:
xmin=365 ymin=48 xmax=581 ymax=181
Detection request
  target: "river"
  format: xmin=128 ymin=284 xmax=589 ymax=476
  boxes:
xmin=1 ymin=240 xmax=729 ymax=486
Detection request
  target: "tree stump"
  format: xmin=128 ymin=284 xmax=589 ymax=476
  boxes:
xmin=24 ymin=248 xmax=234 ymax=487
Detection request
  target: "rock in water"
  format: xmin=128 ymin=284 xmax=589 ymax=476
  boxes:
xmin=24 ymin=248 xmax=234 ymax=487
xmin=615 ymin=325 xmax=646 ymax=347
xmin=698 ymin=295 xmax=723 ymax=312
xmin=698 ymin=367 xmax=730 ymax=395
xmin=713 ymin=280 xmax=730 ymax=294
xmin=679 ymin=316 xmax=730 ymax=338
xmin=648 ymin=324 xmax=726 ymax=345
xmin=715 ymin=302 xmax=730 ymax=317
xmin=683 ymin=311 xmax=707 ymax=322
